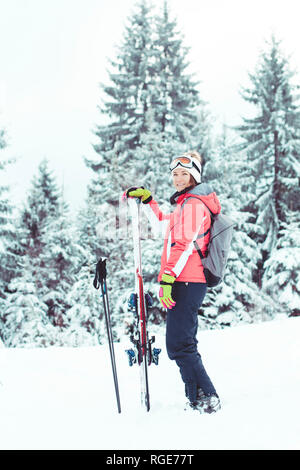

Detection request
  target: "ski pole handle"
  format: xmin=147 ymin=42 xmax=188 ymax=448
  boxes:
xmin=93 ymin=258 xmax=107 ymax=289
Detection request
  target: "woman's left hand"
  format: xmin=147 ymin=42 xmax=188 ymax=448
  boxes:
xmin=159 ymin=274 xmax=176 ymax=309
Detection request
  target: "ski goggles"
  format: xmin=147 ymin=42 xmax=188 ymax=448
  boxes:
xmin=169 ymin=155 xmax=201 ymax=175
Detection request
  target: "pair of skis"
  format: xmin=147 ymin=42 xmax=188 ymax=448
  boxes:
xmin=125 ymin=198 xmax=161 ymax=412
xmin=94 ymin=198 xmax=160 ymax=413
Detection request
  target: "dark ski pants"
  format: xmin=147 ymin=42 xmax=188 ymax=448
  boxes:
xmin=166 ymin=282 xmax=217 ymax=403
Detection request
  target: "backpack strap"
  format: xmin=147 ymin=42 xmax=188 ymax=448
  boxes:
xmin=179 ymin=196 xmax=212 ymax=259
xmin=194 ymin=228 xmax=210 ymax=259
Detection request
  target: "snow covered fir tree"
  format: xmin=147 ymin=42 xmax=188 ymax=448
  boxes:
xmin=199 ymin=128 xmax=279 ymax=328
xmin=235 ymin=35 xmax=300 ymax=317
xmin=0 ymin=128 xmax=17 ymax=303
xmin=0 ymin=1 xmax=299 ymax=348
xmin=83 ymin=0 xmax=212 ymax=327
xmin=0 ymin=160 xmax=97 ymax=346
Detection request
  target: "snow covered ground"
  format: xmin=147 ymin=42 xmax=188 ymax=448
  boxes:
xmin=0 ymin=316 xmax=299 ymax=450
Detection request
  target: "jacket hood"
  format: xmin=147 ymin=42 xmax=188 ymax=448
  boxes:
xmin=181 ymin=183 xmax=221 ymax=215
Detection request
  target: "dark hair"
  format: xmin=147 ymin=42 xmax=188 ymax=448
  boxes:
xmin=189 ymin=174 xmax=197 ymax=187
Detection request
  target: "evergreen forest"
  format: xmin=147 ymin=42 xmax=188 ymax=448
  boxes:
xmin=0 ymin=0 xmax=299 ymax=347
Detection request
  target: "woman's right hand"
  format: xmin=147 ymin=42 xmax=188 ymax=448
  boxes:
xmin=125 ymin=187 xmax=152 ymax=204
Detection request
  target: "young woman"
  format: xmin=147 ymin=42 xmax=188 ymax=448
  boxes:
xmin=126 ymin=151 xmax=221 ymax=413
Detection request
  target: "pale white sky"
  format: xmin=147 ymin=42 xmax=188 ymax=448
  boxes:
xmin=0 ymin=0 xmax=299 ymax=212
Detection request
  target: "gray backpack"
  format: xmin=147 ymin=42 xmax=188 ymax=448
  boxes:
xmin=186 ymin=197 xmax=234 ymax=287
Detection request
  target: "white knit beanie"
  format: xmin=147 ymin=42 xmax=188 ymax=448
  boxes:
xmin=171 ymin=156 xmax=202 ymax=183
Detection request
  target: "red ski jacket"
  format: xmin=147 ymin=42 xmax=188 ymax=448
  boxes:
xmin=144 ymin=184 xmax=221 ymax=283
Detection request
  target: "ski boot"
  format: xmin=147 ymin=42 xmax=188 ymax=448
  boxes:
xmin=185 ymin=388 xmax=221 ymax=414
xmin=201 ymin=394 xmax=221 ymax=414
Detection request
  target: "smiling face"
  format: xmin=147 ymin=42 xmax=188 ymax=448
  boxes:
xmin=172 ymin=167 xmax=195 ymax=192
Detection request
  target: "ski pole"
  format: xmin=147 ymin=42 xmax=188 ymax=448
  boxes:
xmin=93 ymin=258 xmax=121 ymax=414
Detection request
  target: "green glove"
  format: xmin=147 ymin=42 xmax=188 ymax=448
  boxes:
xmin=126 ymin=186 xmax=152 ymax=204
xmin=159 ymin=273 xmax=176 ymax=309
